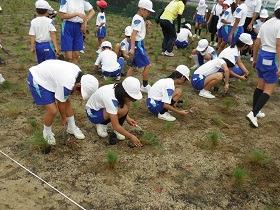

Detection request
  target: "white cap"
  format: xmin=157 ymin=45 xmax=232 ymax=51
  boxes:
xmin=196 ymin=39 xmax=209 ymax=51
xmin=122 ymin=77 xmax=143 ymax=100
xmin=35 ymin=0 xmax=51 ymax=10
xmin=275 ymin=0 xmax=280 ymax=11
xmin=260 ymin=9 xmax=269 ymax=18
xmin=81 ymin=74 xmax=99 ymax=100
xmin=176 ymin=65 xmax=190 ymax=81
xmin=199 ymin=0 xmax=206 ymax=6
xmin=239 ymin=33 xmax=253 ymax=45
xmin=185 ymin=23 xmax=191 ymax=30
xmin=223 ymin=0 xmax=231 ymax=6
xmin=125 ymin=26 xmax=132 ymax=37
xmin=138 ymin=0 xmax=155 ymax=12
xmin=101 ymin=41 xmax=112 ymax=48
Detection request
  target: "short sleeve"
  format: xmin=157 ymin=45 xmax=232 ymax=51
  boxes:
xmin=95 ymin=55 xmax=101 ymax=66
xmin=59 ymin=0 xmax=68 ymax=13
xmin=177 ymin=2 xmax=185 ymax=15
xmin=120 ymin=41 xmax=127 ymax=51
xmin=257 ymin=25 xmax=263 ymax=38
xmin=131 ymin=18 xmax=142 ymax=32
xmin=96 ymin=14 xmax=101 ymax=26
xmin=255 ymin=0 xmax=262 ymax=13
xmin=84 ymin=0 xmax=93 ymax=12
xmin=48 ymin=21 xmax=56 ymax=32
xmin=276 ymin=28 xmax=280 ymax=39
xmin=162 ymin=88 xmax=174 ymax=104
xmin=104 ymin=97 xmax=118 ymax=115
xmin=234 ymin=7 xmax=242 ymax=19
xmin=55 ymin=86 xmax=72 ymax=102
xmin=29 ymin=22 xmax=35 ymax=36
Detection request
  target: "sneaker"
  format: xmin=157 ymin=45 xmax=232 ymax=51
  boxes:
xmin=193 ymin=34 xmax=197 ymax=38
xmin=43 ymin=131 xmax=56 ymax=145
xmin=161 ymin=52 xmax=165 ymax=55
xmin=67 ymin=126 xmax=85 ymax=139
xmin=140 ymin=84 xmax=151 ymax=93
xmin=0 ymin=74 xmax=5 ymax=84
xmin=114 ymin=131 xmax=125 ymax=140
xmin=246 ymin=111 xmax=258 ymax=128
xmin=158 ymin=112 xmax=176 ymax=122
xmin=256 ymin=111 xmax=265 ymax=118
xmin=80 ymin=50 xmax=85 ymax=54
xmin=250 ymin=57 xmax=253 ymax=62
xmin=197 ymin=35 xmax=200 ymax=39
xmin=116 ymin=75 xmax=121 ymax=81
xmin=96 ymin=124 xmax=108 ymax=138
xmin=191 ymin=65 xmax=198 ymax=70
xmin=199 ymin=89 xmax=216 ymax=99
xmin=164 ymin=51 xmax=175 ymax=57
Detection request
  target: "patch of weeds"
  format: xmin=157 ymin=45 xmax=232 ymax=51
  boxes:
xmin=132 ymin=101 xmax=141 ymax=109
xmin=27 ymin=130 xmax=51 ymax=154
xmin=222 ymin=97 xmax=236 ymax=110
xmin=106 ymin=150 xmax=118 ymax=169
xmin=3 ymin=101 xmax=25 ymax=118
xmin=27 ymin=117 xmax=39 ymax=130
xmin=141 ymin=131 xmax=159 ymax=146
xmin=163 ymin=121 xmax=174 ymax=131
xmin=0 ymin=81 xmax=12 ymax=91
xmin=181 ymin=50 xmax=187 ymax=57
xmin=161 ymin=61 xmax=168 ymax=71
xmin=154 ymin=53 xmax=159 ymax=63
xmin=248 ymin=149 xmax=269 ymax=166
xmin=207 ymin=130 xmax=221 ymax=147
xmin=211 ymin=116 xmax=223 ymax=126
xmin=103 ymin=77 xmax=115 ymax=85
xmin=233 ymin=167 xmax=248 ymax=185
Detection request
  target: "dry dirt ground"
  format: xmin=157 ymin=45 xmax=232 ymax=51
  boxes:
xmin=0 ymin=0 xmax=280 ymax=209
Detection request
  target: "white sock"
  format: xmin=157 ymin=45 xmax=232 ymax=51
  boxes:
xmin=43 ymin=125 xmax=52 ymax=134
xmin=67 ymin=116 xmax=76 ymax=129
xmin=192 ymin=55 xmax=199 ymax=66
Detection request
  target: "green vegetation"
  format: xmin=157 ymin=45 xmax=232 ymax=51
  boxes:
xmin=141 ymin=131 xmax=159 ymax=146
xmin=106 ymin=150 xmax=118 ymax=169
xmin=233 ymin=167 xmax=248 ymax=185
xmin=207 ymin=130 xmax=221 ymax=147
xmin=248 ymin=149 xmax=269 ymax=166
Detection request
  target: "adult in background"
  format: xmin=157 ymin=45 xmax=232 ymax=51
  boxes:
xmin=247 ymin=1 xmax=280 ymax=128
xmin=59 ymin=0 xmax=95 ymax=64
xmin=159 ymin=0 xmax=187 ymax=57
xmin=207 ymin=0 xmax=224 ymax=46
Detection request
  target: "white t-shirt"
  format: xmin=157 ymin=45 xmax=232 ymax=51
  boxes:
xmin=148 ymin=78 xmax=175 ymax=104
xmin=86 ymin=84 xmax=119 ymax=115
xmin=120 ymin=38 xmax=130 ymax=52
xmin=221 ymin=8 xmax=234 ymax=25
xmin=196 ymin=4 xmax=208 ymax=16
xmin=95 ymin=49 xmax=120 ymax=73
xmin=211 ymin=3 xmax=223 ymax=16
xmin=131 ymin=14 xmax=146 ymax=41
xmin=257 ymin=17 xmax=280 ymax=53
xmin=200 ymin=46 xmax=216 ymax=56
xmin=29 ymin=60 xmax=81 ymax=102
xmin=59 ymin=0 xmax=93 ymax=23
xmin=245 ymin=0 xmax=262 ymax=18
xmin=194 ymin=58 xmax=226 ymax=76
xmin=219 ymin=46 xmax=240 ymax=65
xmin=231 ymin=3 xmax=248 ymax=26
xmin=253 ymin=19 xmax=264 ymax=34
xmin=176 ymin=28 xmax=192 ymax=42
xmin=29 ymin=16 xmax=56 ymax=43
xmin=96 ymin=12 xmax=106 ymax=27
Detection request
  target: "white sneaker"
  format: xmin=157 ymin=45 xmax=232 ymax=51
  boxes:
xmin=250 ymin=57 xmax=253 ymax=62
xmin=43 ymin=131 xmax=56 ymax=145
xmin=246 ymin=111 xmax=258 ymax=128
xmin=67 ymin=126 xmax=85 ymax=139
xmin=191 ymin=65 xmax=198 ymax=70
xmin=164 ymin=51 xmax=175 ymax=57
xmin=116 ymin=75 xmax=121 ymax=81
xmin=199 ymin=89 xmax=216 ymax=99
xmin=256 ymin=111 xmax=265 ymax=118
xmin=80 ymin=50 xmax=85 ymax=54
xmin=161 ymin=52 xmax=165 ymax=55
xmin=114 ymin=131 xmax=125 ymax=140
xmin=193 ymin=34 xmax=197 ymax=38
xmin=210 ymin=41 xmax=214 ymax=46
xmin=96 ymin=124 xmax=108 ymax=138
xmin=197 ymin=35 xmax=200 ymax=39
xmin=0 ymin=74 xmax=5 ymax=84
xmin=140 ymin=84 xmax=151 ymax=93
xmin=158 ymin=112 xmax=176 ymax=122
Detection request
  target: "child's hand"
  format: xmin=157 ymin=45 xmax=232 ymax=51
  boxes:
xmin=239 ymin=75 xmax=247 ymax=80
xmin=130 ymin=135 xmax=143 ymax=147
xmin=81 ymin=22 xmax=87 ymax=33
xmin=224 ymin=83 xmax=229 ymax=93
xmin=127 ymin=117 xmax=137 ymax=127
xmin=179 ymin=110 xmax=189 ymax=116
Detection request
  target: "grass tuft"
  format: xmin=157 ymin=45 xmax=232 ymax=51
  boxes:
xmin=248 ymin=149 xmax=269 ymax=166
xmin=233 ymin=167 xmax=248 ymax=185
xmin=106 ymin=150 xmax=118 ymax=169
xmin=0 ymin=81 xmax=12 ymax=90
xmin=141 ymin=131 xmax=159 ymax=146
xmin=207 ymin=130 xmax=221 ymax=147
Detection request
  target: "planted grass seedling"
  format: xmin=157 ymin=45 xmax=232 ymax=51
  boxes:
xmin=163 ymin=121 xmax=174 ymax=131
xmin=207 ymin=130 xmax=221 ymax=147
xmin=233 ymin=167 xmax=248 ymax=185
xmin=248 ymin=149 xmax=269 ymax=166
xmin=28 ymin=130 xmax=51 ymax=154
xmin=141 ymin=131 xmax=159 ymax=146
xmin=222 ymin=97 xmax=236 ymax=110
xmin=0 ymin=80 xmax=11 ymax=91
xmin=106 ymin=150 xmax=118 ymax=169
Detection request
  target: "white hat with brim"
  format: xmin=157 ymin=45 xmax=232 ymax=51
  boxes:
xmin=125 ymin=26 xmax=132 ymax=37
xmin=196 ymin=39 xmax=209 ymax=51
xmin=81 ymin=74 xmax=99 ymax=100
xmin=223 ymin=0 xmax=231 ymax=6
xmin=122 ymin=77 xmax=143 ymax=100
xmin=275 ymin=0 xmax=280 ymax=11
xmin=35 ymin=0 xmax=52 ymax=10
xmin=138 ymin=0 xmax=155 ymax=12
xmin=176 ymin=65 xmax=190 ymax=81
xmin=260 ymin=9 xmax=269 ymax=18
xmin=101 ymin=41 xmax=112 ymax=48
xmin=239 ymin=33 xmax=253 ymax=45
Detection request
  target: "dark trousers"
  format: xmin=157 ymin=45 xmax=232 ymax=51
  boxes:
xmin=160 ymin=19 xmax=176 ymax=53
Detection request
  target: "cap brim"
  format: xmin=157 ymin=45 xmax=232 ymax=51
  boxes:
xmin=196 ymin=46 xmax=206 ymax=51
xmin=260 ymin=15 xmax=268 ymax=18
xmin=130 ymin=92 xmax=143 ymax=100
xmin=147 ymin=8 xmax=155 ymax=12
xmin=81 ymin=87 xmax=87 ymax=100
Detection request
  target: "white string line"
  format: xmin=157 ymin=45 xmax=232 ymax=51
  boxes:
xmin=0 ymin=150 xmax=86 ymax=210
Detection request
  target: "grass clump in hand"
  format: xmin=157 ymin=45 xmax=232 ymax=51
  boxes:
xmin=106 ymin=150 xmax=118 ymax=169
xmin=233 ymin=167 xmax=248 ymax=185
xmin=141 ymin=131 xmax=159 ymax=146
xmin=248 ymin=149 xmax=269 ymax=166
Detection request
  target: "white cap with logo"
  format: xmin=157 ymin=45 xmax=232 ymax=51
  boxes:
xmin=122 ymin=77 xmax=143 ymax=100
xmin=176 ymin=65 xmax=190 ymax=81
xmin=125 ymin=26 xmax=132 ymax=37
xmin=239 ymin=33 xmax=253 ymax=45
xmin=196 ymin=39 xmax=209 ymax=52
xmin=101 ymin=41 xmax=112 ymax=48
xmin=35 ymin=0 xmax=52 ymax=10
xmin=81 ymin=74 xmax=99 ymax=100
xmin=138 ymin=0 xmax=155 ymax=13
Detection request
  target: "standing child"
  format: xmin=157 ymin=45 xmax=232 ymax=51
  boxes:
xmin=147 ymin=65 xmax=190 ymax=121
xmin=94 ymin=41 xmax=125 ymax=80
xmin=29 ymin=0 xmax=59 ymax=64
xmin=194 ymin=0 xmax=208 ymax=38
xmin=175 ymin=23 xmax=193 ymax=49
xmin=96 ymin=0 xmax=108 ymax=52
xmin=127 ymin=0 xmax=155 ymax=93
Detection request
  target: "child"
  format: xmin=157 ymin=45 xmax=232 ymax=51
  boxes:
xmin=194 ymin=0 xmax=208 ymax=38
xmin=96 ymin=0 xmax=108 ymax=51
xmin=86 ymin=77 xmax=143 ymax=147
xmin=127 ymin=0 xmax=155 ymax=93
xmin=147 ymin=65 xmax=190 ymax=121
xmin=27 ymin=59 xmax=99 ymax=145
xmin=191 ymin=58 xmax=232 ymax=99
xmin=191 ymin=39 xmax=217 ymax=69
xmin=115 ymin=26 xmax=132 ymax=61
xmin=29 ymin=0 xmax=59 ymax=64
xmin=175 ymin=23 xmax=193 ymax=49
xmin=219 ymin=33 xmax=253 ymax=80
xmin=94 ymin=41 xmax=125 ymax=80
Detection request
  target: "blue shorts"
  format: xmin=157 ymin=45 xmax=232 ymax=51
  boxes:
xmin=231 ymin=66 xmax=244 ymax=76
xmin=191 ymin=74 xmax=205 ymax=90
xmin=230 ymin=26 xmax=244 ymax=45
xmin=86 ymin=108 xmax=106 ymax=124
xmin=61 ymin=21 xmax=83 ymax=51
xmin=102 ymin=57 xmax=125 ymax=77
xmin=175 ymin=40 xmax=189 ymax=49
xmin=35 ymin=42 xmax=56 ymax=64
xmin=132 ymin=41 xmax=150 ymax=68
xmin=27 ymin=72 xmax=55 ymax=105
xmin=197 ymin=52 xmax=216 ymax=66
xmin=217 ymin=28 xmax=223 ymax=38
xmin=220 ymin=25 xmax=231 ymax=43
xmin=146 ymin=98 xmax=164 ymax=115
xmin=97 ymin=26 xmax=106 ymax=38
xmin=256 ymin=50 xmax=278 ymax=84
xmin=250 ymin=30 xmax=258 ymax=40
xmin=195 ymin=14 xmax=205 ymax=24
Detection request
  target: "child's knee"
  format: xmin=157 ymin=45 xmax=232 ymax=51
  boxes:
xmin=47 ymin=106 xmax=58 ymax=116
xmin=192 ymin=49 xmax=197 ymax=55
xmin=204 ymin=54 xmax=211 ymax=61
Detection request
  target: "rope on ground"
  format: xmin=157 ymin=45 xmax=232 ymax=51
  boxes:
xmin=0 ymin=150 xmax=86 ymax=210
